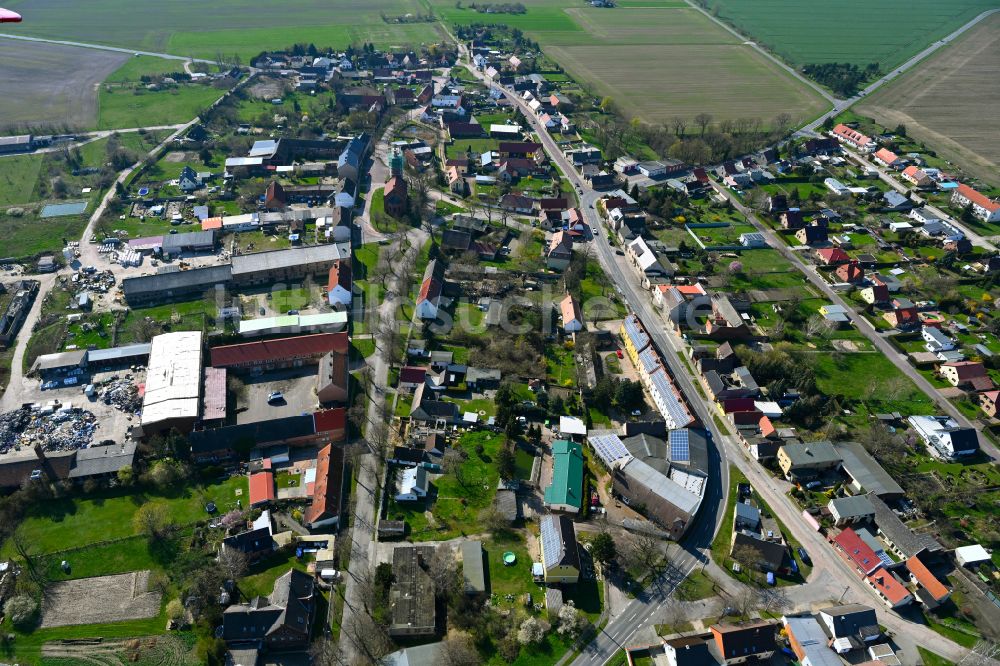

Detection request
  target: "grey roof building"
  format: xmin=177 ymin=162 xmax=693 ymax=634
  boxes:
xmin=818 ymin=603 xmax=881 ymax=644
xmin=68 ymin=442 xmax=138 ymax=479
xmin=834 ymin=442 xmax=904 ymax=499
xmin=461 ymin=540 xmax=487 ymax=595
xmin=868 ymin=493 xmax=942 ymax=558
xmin=122 ymin=264 xmax=232 ymax=306
xmin=828 ymin=494 xmax=875 ymax=525
xmin=389 ymin=546 xmax=437 ymax=638
xmin=231 ymin=244 xmax=348 ymax=285
xmin=222 ymin=569 xmax=315 ymax=648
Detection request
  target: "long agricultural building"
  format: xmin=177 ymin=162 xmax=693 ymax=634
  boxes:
xmin=121 ymin=244 xmax=351 ymax=306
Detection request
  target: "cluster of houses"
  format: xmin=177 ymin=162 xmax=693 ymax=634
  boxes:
xmin=629 ymin=609 xmax=920 ymax=666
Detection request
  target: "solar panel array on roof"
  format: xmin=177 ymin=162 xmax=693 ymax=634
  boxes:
xmin=651 ymin=369 xmax=690 ymax=428
xmin=623 ymin=314 xmax=650 ymax=352
xmin=638 ymin=346 xmax=661 ymax=374
xmin=540 ymin=515 xmax=562 ymax=569
xmin=669 ymin=429 xmax=690 ymax=463
xmin=589 ymin=433 xmax=633 ymax=467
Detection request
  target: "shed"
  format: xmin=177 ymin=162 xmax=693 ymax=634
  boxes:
xmin=461 ymin=540 xmax=487 ymax=595
xmin=955 ymin=544 xmax=991 ymax=567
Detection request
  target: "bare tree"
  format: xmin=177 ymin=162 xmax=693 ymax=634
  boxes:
xmin=773 ymin=112 xmax=792 ymax=135
xmin=218 ymin=547 xmax=249 ymax=581
xmin=427 ymin=546 xmax=459 ymax=596
xmin=730 ymin=586 xmax=758 ymax=618
xmin=756 ymin=586 xmax=790 ymax=615
xmin=441 ymin=632 xmax=482 ymax=666
xmin=670 ymin=116 xmax=687 ymax=137
xmin=658 ymin=598 xmax=687 ymax=635
xmin=730 ymin=543 xmax=763 ymax=574
xmin=959 ymin=641 xmax=1000 ymax=666
xmin=694 ymin=112 xmax=713 ymax=136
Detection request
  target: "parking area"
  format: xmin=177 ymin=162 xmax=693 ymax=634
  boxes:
xmin=235 ymin=367 xmax=319 ymax=425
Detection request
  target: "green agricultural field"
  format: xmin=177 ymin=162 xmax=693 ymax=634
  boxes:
xmin=5 ymin=0 xmax=444 ymax=60
xmin=705 ymin=0 xmax=999 ymax=71
xmin=437 ymin=0 xmax=827 ymax=126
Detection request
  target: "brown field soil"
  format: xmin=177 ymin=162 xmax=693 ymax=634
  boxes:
xmin=547 ymin=40 xmax=827 ymax=125
xmin=0 ymin=39 xmax=128 ymax=131
xmin=857 ymin=13 xmax=1000 ymax=186
xmin=41 ymin=571 xmax=162 ymax=628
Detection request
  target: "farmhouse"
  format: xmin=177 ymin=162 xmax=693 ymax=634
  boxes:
xmin=415 ymin=259 xmax=444 ymax=320
xmin=559 ymin=294 xmax=583 ymax=333
xmin=222 ymin=569 xmax=315 ymax=649
xmin=777 ymin=441 xmax=840 ymax=481
xmin=121 ymin=265 xmax=232 ymax=307
xmin=211 ymin=333 xmax=348 ymax=371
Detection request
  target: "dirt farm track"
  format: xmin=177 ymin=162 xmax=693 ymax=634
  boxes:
xmin=857 ymin=12 xmax=1000 ymax=186
xmin=0 ymin=38 xmax=128 ymax=131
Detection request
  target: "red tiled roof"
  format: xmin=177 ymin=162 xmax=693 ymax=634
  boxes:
xmin=957 ymin=184 xmax=1000 ymax=213
xmin=417 ymin=276 xmax=442 ymax=304
xmin=942 ymin=361 xmax=987 ymax=381
xmin=384 ymin=174 xmax=406 ymax=198
xmin=874 ymin=148 xmax=899 ymax=164
xmin=327 ymin=260 xmax=352 ymax=292
xmin=304 ymin=443 xmax=345 ymax=525
xmin=560 ymin=294 xmax=582 ymax=325
xmin=868 ymin=567 xmax=911 ymax=605
xmin=833 ymin=124 xmax=873 ymax=147
xmin=902 ymin=165 xmax=926 ymax=181
xmin=834 ymin=527 xmax=882 ymax=575
xmin=211 ymin=333 xmax=348 ymax=368
xmin=759 ymin=415 xmax=775 ymax=437
xmin=836 ymin=261 xmax=864 ymax=282
xmin=202 ymin=217 xmax=223 ymax=230
xmin=817 ymin=247 xmax=850 ymax=264
xmin=906 ymin=555 xmax=949 ymax=602
xmin=249 ymin=470 xmax=275 ymax=506
xmin=313 ymin=408 xmax=346 ymax=433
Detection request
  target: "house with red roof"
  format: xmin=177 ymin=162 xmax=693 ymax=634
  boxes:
xmin=873 ymin=148 xmax=901 ymax=169
xmin=249 ymin=469 xmax=275 ymax=507
xmin=952 ymin=183 xmax=1000 ymax=222
xmin=835 ymin=261 xmax=865 ymax=284
xmin=882 ymin=297 xmax=918 ymax=329
xmin=901 ymin=165 xmax=932 ymax=188
xmin=815 ymin=247 xmax=850 ymax=265
xmin=832 ymin=527 xmax=882 ymax=576
xmin=383 ymin=174 xmax=408 ymax=217
xmin=560 ymin=294 xmax=583 ymax=333
xmin=832 ymin=124 xmax=875 ymax=152
xmin=940 ymin=361 xmax=994 ymax=391
xmin=304 ymin=444 xmax=345 ymax=529
xmin=866 ymin=568 xmax=913 ymax=608
xmin=860 ymin=283 xmax=889 ymax=305
xmin=398 ymin=366 xmax=428 ymax=392
xmin=327 ymin=260 xmax=353 ymax=308
xmin=415 ymin=259 xmax=443 ymax=320
xmin=979 ymin=390 xmax=999 ymax=418
xmin=906 ymin=555 xmax=950 ymax=608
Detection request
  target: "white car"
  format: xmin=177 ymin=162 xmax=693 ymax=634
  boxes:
xmin=267 ymin=391 xmax=284 ymax=403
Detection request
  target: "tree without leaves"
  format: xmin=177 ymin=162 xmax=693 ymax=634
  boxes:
xmin=496 ymin=445 xmax=517 ymax=482
xmin=441 ymin=632 xmax=483 ymax=666
xmin=218 ymin=547 xmax=249 ymax=581
xmin=694 ymin=112 xmax=713 ymax=136
xmin=730 ymin=543 xmax=764 ymax=574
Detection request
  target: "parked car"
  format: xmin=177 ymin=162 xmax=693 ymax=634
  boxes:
xmin=797 ymin=547 xmax=811 ymax=565
xmin=616 ymin=349 xmax=623 ymax=359
xmin=267 ymin=391 xmax=284 ymax=403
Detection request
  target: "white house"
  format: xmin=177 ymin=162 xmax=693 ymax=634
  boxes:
xmin=952 ymin=184 xmax=1000 ymax=223
xmin=395 ymin=466 xmax=429 ymax=502
xmin=922 ymin=326 xmax=955 ymax=353
xmin=907 ymin=415 xmax=979 ymax=459
xmin=415 ymin=259 xmax=442 ymax=320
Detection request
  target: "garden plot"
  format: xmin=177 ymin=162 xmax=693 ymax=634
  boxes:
xmin=41 ymin=570 xmax=162 ymax=628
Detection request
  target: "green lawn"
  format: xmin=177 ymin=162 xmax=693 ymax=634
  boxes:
xmin=1 ymin=475 xmax=248 ymax=557
xmin=270 ymin=285 xmax=314 ymax=313
xmin=98 ymin=84 xmax=223 ymax=130
xmin=387 ymin=431 xmax=504 ymax=541
xmin=239 ymin=549 xmax=311 ymax=599
xmin=917 ymin=647 xmax=955 ymax=666
xmin=545 ymin=343 xmax=578 ymax=388
xmin=710 ymin=464 xmax=747 ymax=568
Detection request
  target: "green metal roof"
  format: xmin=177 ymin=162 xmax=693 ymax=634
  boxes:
xmin=544 ymin=440 xmax=584 ymax=509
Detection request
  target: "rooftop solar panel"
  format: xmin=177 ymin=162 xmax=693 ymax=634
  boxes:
xmin=589 ymin=433 xmax=633 ymax=466
xmin=540 ymin=515 xmax=561 ymax=569
xmin=669 ymin=429 xmax=690 ymax=462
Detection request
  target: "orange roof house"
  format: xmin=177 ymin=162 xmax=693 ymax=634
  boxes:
xmin=249 ymin=470 xmax=275 ymax=506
